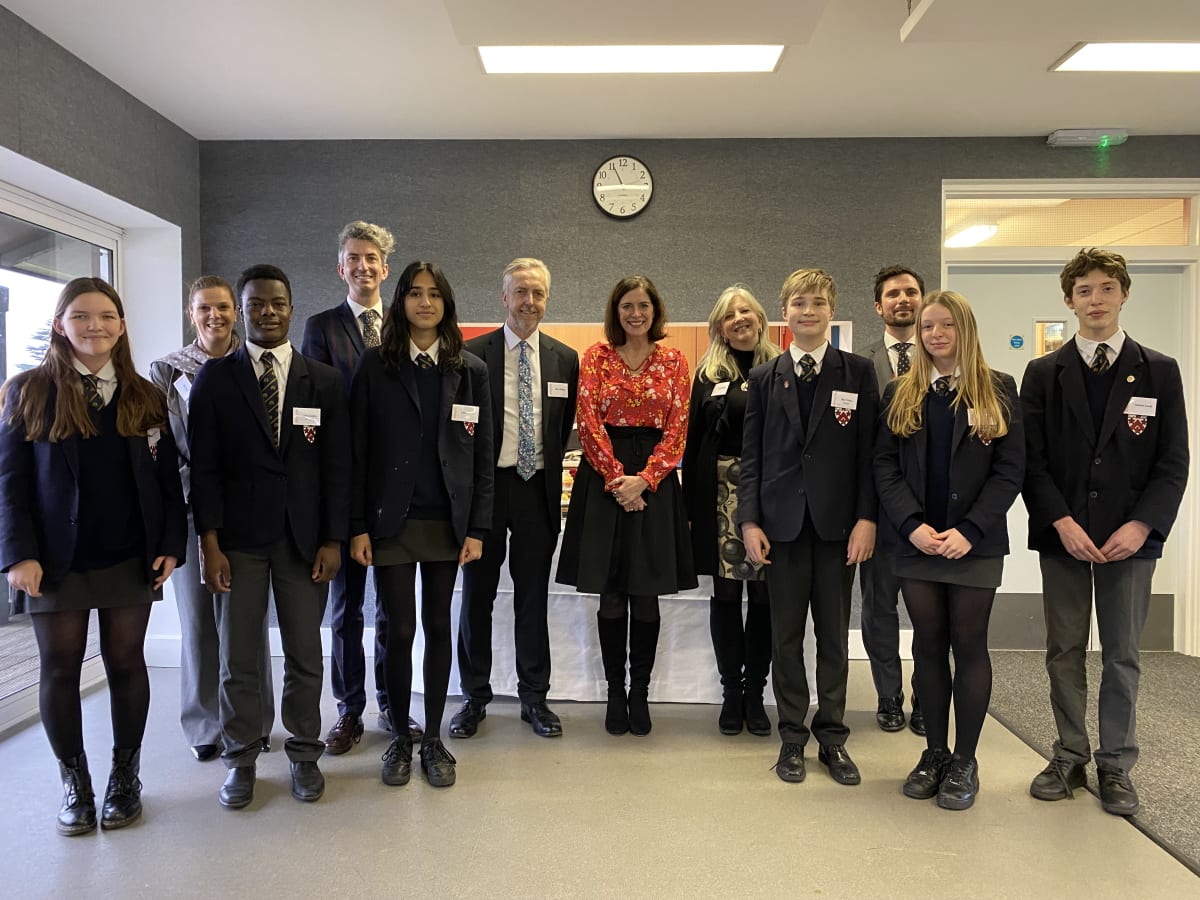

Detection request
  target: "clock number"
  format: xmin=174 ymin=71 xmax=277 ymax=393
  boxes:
xmin=631 ymin=202 xmax=637 ymax=211
xmin=599 ymin=193 xmax=605 ymax=201
xmin=620 ymin=206 xmax=626 ymax=214
xmin=640 ymin=194 xmax=646 ymax=202
xmin=599 ymin=171 xmax=606 ymax=181
xmin=619 ymin=158 xmax=629 ymax=167
xmin=609 ymin=203 xmax=614 ymax=210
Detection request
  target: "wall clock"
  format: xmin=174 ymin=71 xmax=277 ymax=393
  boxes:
xmin=592 ymin=155 xmax=653 ymax=219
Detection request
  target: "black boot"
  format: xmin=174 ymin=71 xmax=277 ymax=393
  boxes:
xmin=56 ymin=753 xmax=96 ymax=836
xmin=101 ymin=747 xmax=142 ymax=829
xmin=596 ymin=613 xmax=630 ymax=735
xmin=709 ymin=598 xmax=745 ymax=735
xmin=627 ymin=617 xmax=660 ymax=736
xmin=742 ymin=594 xmax=773 ymax=736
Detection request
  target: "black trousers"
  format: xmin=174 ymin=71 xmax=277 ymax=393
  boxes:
xmin=328 ymin=547 xmax=388 ymax=718
xmin=765 ymin=521 xmax=854 ymax=748
xmin=459 ymin=469 xmax=556 ymax=704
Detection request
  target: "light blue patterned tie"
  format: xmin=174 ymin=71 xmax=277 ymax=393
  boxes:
xmin=517 ymin=340 xmax=536 ymax=481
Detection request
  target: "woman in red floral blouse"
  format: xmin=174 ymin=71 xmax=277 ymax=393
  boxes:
xmin=557 ymin=275 xmax=697 ymax=736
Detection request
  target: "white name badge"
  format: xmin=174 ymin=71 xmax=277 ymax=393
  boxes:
xmin=1124 ymin=396 xmax=1158 ymax=417
xmin=711 ymin=381 xmax=731 ymax=397
xmin=452 ymin=404 xmax=480 ymax=423
xmin=173 ymin=373 xmax=192 ymax=405
xmin=830 ymin=390 xmax=858 ymax=410
xmin=292 ymin=407 xmax=322 ymax=426
xmin=547 ymin=381 xmax=569 ymax=398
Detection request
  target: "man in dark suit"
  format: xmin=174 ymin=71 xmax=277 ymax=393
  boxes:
xmin=739 ymin=268 xmax=879 ymax=786
xmin=858 ymin=265 xmax=926 ymax=736
xmin=452 ymin=258 xmax=580 ymax=738
xmin=190 ymin=264 xmax=350 ymax=809
xmin=302 ymin=221 xmax=420 ymax=754
xmin=1022 ymin=248 xmax=1188 ymax=817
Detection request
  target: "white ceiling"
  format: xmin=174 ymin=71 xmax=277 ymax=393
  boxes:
xmin=8 ymin=0 xmax=1200 ymax=140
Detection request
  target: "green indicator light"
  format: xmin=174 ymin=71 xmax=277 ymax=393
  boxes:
xmin=1098 ymin=135 xmax=1111 ymax=149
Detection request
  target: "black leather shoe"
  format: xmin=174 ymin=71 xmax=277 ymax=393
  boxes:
xmin=101 ymin=747 xmax=142 ymax=829
xmin=1097 ymin=766 xmax=1140 ymax=816
xmin=1030 ymin=755 xmax=1087 ymax=801
xmin=908 ymin=702 xmax=926 ymax=737
xmin=419 ymin=738 xmax=457 ymax=787
xmin=903 ymin=747 xmax=952 ymax=800
xmin=291 ymin=761 xmax=325 ymax=802
xmin=381 ymin=736 xmax=413 ymax=786
xmin=323 ymin=713 xmax=364 ymax=755
xmin=718 ymin=690 xmax=743 ymax=735
xmin=521 ymin=701 xmax=563 ymax=737
xmin=449 ymin=700 xmax=487 ymax=739
xmin=260 ymin=736 xmax=271 ymax=753
xmin=743 ymin=693 xmax=772 ymax=736
xmin=876 ymin=695 xmax=906 ymax=733
xmin=191 ymin=744 xmax=220 ymax=762
xmin=56 ymin=754 xmax=96 ymax=836
xmin=775 ymin=743 xmax=806 ymax=783
xmin=818 ymin=744 xmax=861 ymax=785
xmin=219 ymin=766 xmax=255 ymax=809
xmin=937 ymin=756 xmax=979 ymax=810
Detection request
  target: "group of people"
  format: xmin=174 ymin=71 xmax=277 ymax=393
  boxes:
xmin=0 ymin=224 xmax=1185 ymax=834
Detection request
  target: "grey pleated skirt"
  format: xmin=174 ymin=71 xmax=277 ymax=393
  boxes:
xmin=30 ymin=556 xmax=159 ymax=614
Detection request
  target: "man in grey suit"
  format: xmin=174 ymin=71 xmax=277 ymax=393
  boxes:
xmin=452 ymin=258 xmax=580 ymax=739
xmin=858 ymin=265 xmax=925 ymax=735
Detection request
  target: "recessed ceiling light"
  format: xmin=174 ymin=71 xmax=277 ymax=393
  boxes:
xmin=478 ymin=45 xmax=784 ymax=75
xmin=1053 ymin=42 xmax=1200 ymax=73
xmin=944 ymin=224 xmax=998 ymax=249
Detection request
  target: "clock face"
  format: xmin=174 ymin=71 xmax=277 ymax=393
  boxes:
xmin=593 ymin=156 xmax=653 ymax=219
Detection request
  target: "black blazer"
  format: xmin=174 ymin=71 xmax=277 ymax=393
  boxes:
xmin=465 ymin=328 xmax=578 ymax=534
xmin=1021 ymin=336 xmax=1188 ymax=559
xmin=350 ymin=348 xmax=494 ymax=546
xmin=738 ymin=348 xmax=879 ymax=543
xmin=0 ymin=383 xmax=188 ymax=590
xmin=302 ymin=301 xmax=378 ymax=395
xmin=875 ymin=373 xmax=1025 ymax=559
xmin=188 ymin=346 xmax=350 ymax=560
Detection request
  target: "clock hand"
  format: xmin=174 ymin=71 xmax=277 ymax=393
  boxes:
xmin=613 ymin=166 xmax=624 ymax=185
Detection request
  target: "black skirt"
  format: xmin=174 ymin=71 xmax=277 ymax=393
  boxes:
xmin=557 ymin=426 xmax=697 ymax=596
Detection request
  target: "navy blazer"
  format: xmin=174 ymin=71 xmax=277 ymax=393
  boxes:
xmin=1021 ymin=336 xmax=1188 ymax=559
xmin=302 ymin=301 xmax=377 ymax=395
xmin=188 ymin=346 xmax=350 ymax=560
xmin=466 ymin=328 xmax=578 ymax=534
xmin=0 ymin=382 xmax=188 ymax=590
xmin=350 ymin=347 xmax=494 ymax=546
xmin=875 ymin=372 xmax=1025 ymax=559
xmin=738 ymin=347 xmax=879 ymax=543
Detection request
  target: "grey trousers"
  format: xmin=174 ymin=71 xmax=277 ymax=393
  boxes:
xmin=858 ymin=546 xmax=915 ymax=702
xmin=218 ymin=539 xmax=328 ymax=768
xmin=1039 ymin=554 xmax=1155 ymax=772
xmin=175 ymin=514 xmax=274 ymax=747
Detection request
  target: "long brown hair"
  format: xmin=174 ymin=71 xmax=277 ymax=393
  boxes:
xmin=0 ymin=277 xmax=167 ymax=441
xmin=885 ymin=291 xmax=1010 ymax=441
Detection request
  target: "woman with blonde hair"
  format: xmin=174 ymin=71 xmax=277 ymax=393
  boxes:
xmin=682 ymin=284 xmax=781 ymax=735
xmin=875 ymin=290 xmax=1024 ymax=811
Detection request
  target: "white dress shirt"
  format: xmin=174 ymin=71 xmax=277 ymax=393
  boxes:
xmin=1075 ymin=329 xmax=1125 ymax=369
xmin=346 ymin=297 xmax=385 ymax=338
xmin=789 ymin=340 xmax=829 ymax=376
xmin=72 ymin=357 xmax=118 ymax=405
xmin=245 ymin=340 xmax=293 ymax=439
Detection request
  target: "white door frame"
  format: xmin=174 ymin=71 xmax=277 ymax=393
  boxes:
xmin=942 ymin=178 xmax=1200 ymax=657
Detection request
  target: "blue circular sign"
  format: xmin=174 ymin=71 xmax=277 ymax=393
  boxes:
xmin=1010 ymin=335 xmax=1025 ymax=349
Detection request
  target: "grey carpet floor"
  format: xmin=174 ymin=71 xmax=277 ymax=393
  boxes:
xmin=988 ymin=650 xmax=1200 ymax=876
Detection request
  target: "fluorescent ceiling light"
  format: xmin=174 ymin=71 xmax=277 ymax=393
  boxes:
xmin=478 ymin=45 xmax=784 ymax=75
xmin=1053 ymin=42 xmax=1200 ymax=73
xmin=944 ymin=224 xmax=998 ymax=248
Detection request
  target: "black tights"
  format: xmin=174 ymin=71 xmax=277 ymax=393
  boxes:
xmin=32 ymin=605 xmax=153 ymax=760
xmin=375 ymin=561 xmax=458 ymax=740
xmin=712 ymin=575 xmax=769 ymax=606
xmin=900 ymin=579 xmax=996 ymax=761
xmin=599 ymin=593 xmax=659 ymax=623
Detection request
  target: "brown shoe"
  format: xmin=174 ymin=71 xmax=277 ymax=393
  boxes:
xmin=323 ymin=713 xmax=364 ymax=755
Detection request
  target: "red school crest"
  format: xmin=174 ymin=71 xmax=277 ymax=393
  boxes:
xmin=303 ymin=425 xmax=317 ymax=444
xmin=1127 ymin=415 xmax=1148 ymax=436
xmin=834 ymin=408 xmax=852 ymax=427
xmin=463 ymin=421 xmax=475 ymax=436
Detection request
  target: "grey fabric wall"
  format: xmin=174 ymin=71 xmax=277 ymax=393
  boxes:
xmin=200 ymin=137 xmax=1200 ymax=344
xmin=0 ymin=5 xmax=201 ymax=286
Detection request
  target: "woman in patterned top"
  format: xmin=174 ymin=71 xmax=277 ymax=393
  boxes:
xmin=557 ymin=275 xmax=696 ymax=736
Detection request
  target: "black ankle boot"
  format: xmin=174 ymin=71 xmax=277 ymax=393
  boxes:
xmin=742 ymin=595 xmax=773 ymax=736
xmin=596 ymin=613 xmax=630 ymax=735
xmin=56 ymin=753 xmax=96 ymax=836
xmin=101 ymin=747 xmax=142 ymax=829
xmin=627 ymin=617 xmax=660 ymax=736
xmin=709 ymin=597 xmax=745 ymax=735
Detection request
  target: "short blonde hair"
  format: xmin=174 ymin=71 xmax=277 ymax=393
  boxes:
xmin=779 ymin=268 xmax=837 ymax=313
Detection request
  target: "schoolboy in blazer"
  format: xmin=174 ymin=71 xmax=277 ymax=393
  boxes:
xmin=454 ymin=258 xmax=578 ymax=740
xmin=301 ymin=220 xmax=406 ymax=753
xmin=739 ymin=268 xmax=878 ymax=787
xmin=189 ymin=264 xmax=350 ymax=810
xmin=1022 ymin=248 xmax=1188 ymax=817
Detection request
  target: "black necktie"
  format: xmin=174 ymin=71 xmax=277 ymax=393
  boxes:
xmin=798 ymin=354 xmax=817 ymax=384
xmin=932 ymin=376 xmax=952 ymax=397
xmin=415 ymin=352 xmax=435 ymax=370
xmin=1091 ymin=344 xmax=1111 ymax=374
xmin=81 ymin=373 xmax=105 ymax=411
xmin=259 ymin=351 xmax=280 ymax=446
xmin=893 ymin=342 xmax=912 ymax=377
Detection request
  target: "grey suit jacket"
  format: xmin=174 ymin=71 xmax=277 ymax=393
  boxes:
xmin=861 ymin=337 xmax=895 ymax=394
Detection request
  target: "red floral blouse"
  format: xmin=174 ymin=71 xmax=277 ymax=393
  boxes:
xmin=576 ymin=342 xmax=690 ymax=492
